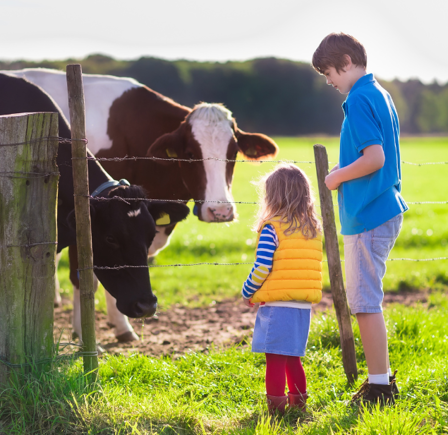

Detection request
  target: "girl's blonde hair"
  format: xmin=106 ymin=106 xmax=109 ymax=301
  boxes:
xmin=254 ymin=163 xmax=322 ymax=238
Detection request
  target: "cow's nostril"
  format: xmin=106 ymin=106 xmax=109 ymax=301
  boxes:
xmin=207 ymin=207 xmax=234 ymax=222
xmin=133 ymin=301 xmax=157 ymax=318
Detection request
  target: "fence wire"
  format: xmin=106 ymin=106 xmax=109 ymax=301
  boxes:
xmin=0 ymin=342 xmax=97 ymax=369
xmin=79 ymin=154 xmax=448 ymax=166
xmin=2 ymin=135 xmax=447 ymax=269
xmin=84 ymin=196 xmax=448 ymax=206
xmin=75 ymin=256 xmax=448 ymax=272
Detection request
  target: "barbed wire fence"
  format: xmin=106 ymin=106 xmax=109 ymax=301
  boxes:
xmin=2 ymin=137 xmax=446 ymax=270
xmin=1 ymin=133 xmax=446 ymax=373
xmin=76 ymin=152 xmax=447 ymax=270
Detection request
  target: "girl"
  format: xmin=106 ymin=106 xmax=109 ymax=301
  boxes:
xmin=242 ymin=163 xmax=323 ymax=415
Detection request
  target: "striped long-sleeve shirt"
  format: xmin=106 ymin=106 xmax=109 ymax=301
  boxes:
xmin=241 ymin=224 xmax=278 ymax=299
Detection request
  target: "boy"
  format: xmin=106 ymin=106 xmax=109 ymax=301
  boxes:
xmin=312 ymin=33 xmax=408 ymax=404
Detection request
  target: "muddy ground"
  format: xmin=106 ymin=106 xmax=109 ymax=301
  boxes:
xmin=54 ymin=291 xmax=429 ymax=358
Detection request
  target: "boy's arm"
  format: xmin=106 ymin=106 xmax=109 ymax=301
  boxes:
xmin=325 ymin=145 xmax=385 ymax=190
xmin=241 ymin=225 xmax=278 ymax=307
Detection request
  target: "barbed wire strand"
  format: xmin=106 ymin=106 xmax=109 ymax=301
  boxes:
xmin=76 ymin=155 xmax=448 ymax=166
xmin=0 ymin=171 xmax=60 ymax=179
xmin=0 ymin=351 xmax=98 ymax=369
xmin=83 ymin=196 xmax=448 ymax=205
xmin=75 ymin=256 xmax=448 ymax=272
xmin=2 ymin=137 xmax=446 ymax=166
xmin=0 ymin=136 xmax=87 ymax=148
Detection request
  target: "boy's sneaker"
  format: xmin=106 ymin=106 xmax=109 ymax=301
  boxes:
xmin=351 ymin=378 xmax=396 ymax=406
xmin=390 ymin=370 xmax=399 ymax=399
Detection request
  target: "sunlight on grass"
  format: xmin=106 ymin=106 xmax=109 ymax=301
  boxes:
xmin=3 ymin=292 xmax=448 ymax=433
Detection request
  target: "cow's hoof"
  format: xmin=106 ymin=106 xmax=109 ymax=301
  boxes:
xmin=72 ymin=331 xmax=79 ymax=340
xmin=116 ymin=331 xmax=139 ymax=342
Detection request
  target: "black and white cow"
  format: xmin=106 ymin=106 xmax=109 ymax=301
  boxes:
xmin=2 ymin=68 xmax=279 ymax=342
xmin=0 ymin=73 xmax=190 ymax=342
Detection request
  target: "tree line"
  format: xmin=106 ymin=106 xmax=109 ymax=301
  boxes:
xmin=1 ymin=54 xmax=447 ymax=136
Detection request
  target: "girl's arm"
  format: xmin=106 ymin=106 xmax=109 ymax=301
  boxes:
xmin=325 ymin=145 xmax=385 ymax=190
xmin=241 ymin=225 xmax=278 ymax=306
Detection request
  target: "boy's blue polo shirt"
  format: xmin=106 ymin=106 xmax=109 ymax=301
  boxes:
xmin=338 ymin=73 xmax=408 ymax=235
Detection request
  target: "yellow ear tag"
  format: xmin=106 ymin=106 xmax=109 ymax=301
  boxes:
xmin=166 ymin=148 xmax=178 ymax=158
xmin=156 ymin=212 xmax=170 ymax=225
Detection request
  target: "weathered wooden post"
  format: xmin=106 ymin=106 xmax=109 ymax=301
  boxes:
xmin=0 ymin=113 xmax=59 ymax=385
xmin=66 ymin=64 xmax=98 ymax=382
xmin=314 ymin=144 xmax=358 ymax=384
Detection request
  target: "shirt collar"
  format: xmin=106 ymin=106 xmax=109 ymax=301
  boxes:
xmin=342 ymin=73 xmax=375 ymax=114
xmin=350 ymin=73 xmax=375 ymax=94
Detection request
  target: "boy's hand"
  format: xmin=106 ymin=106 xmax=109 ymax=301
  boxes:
xmin=242 ymin=296 xmax=255 ymax=308
xmin=325 ymin=170 xmax=342 ymax=190
xmin=329 ymin=163 xmax=340 ymax=173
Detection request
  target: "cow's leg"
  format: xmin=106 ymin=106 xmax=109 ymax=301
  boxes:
xmin=70 ymin=245 xmax=138 ymax=343
xmin=54 ymin=252 xmax=62 ymax=307
xmin=105 ymin=291 xmax=139 ymax=342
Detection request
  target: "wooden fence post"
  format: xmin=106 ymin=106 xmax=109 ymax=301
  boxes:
xmin=66 ymin=64 xmax=98 ymax=382
xmin=314 ymin=144 xmax=358 ymax=384
xmin=0 ymin=113 xmax=59 ymax=386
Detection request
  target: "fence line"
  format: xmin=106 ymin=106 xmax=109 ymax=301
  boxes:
xmin=78 ymin=155 xmax=448 ymax=166
xmin=84 ymin=196 xmax=448 ymax=206
xmin=2 ymin=136 xmax=446 ymax=167
xmin=2 ymin=135 xmax=446 ymax=268
xmin=74 ymin=256 xmax=448 ymax=272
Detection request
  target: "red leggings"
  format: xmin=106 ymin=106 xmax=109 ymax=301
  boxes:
xmin=265 ymin=353 xmax=306 ymax=396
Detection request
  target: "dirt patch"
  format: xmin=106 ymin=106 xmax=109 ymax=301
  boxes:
xmin=54 ymin=291 xmax=429 ymax=358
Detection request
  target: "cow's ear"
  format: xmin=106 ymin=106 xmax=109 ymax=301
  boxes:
xmin=146 ymin=201 xmax=190 ymax=226
xmin=235 ymin=129 xmax=279 ymax=160
xmin=146 ymin=123 xmax=185 ymax=165
xmin=66 ymin=205 xmax=96 ymax=231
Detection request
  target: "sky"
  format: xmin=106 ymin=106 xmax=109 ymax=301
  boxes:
xmin=1 ymin=0 xmax=447 ymax=84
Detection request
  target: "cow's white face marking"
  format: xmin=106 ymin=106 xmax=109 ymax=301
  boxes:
xmin=189 ymin=104 xmax=235 ymax=222
xmin=127 ymin=208 xmax=141 ymax=218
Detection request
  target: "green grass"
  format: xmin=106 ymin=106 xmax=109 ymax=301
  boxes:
xmin=11 ymin=136 xmax=444 ymax=433
xmin=2 ymin=292 xmax=448 ymax=434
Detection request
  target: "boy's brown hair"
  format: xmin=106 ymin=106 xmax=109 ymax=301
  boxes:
xmin=312 ymin=33 xmax=367 ymax=74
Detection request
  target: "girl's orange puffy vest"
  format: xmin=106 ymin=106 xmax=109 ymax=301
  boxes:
xmin=251 ymin=219 xmax=323 ymax=304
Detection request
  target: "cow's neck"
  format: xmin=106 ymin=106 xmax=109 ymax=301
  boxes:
xmin=134 ymin=158 xmax=192 ymax=202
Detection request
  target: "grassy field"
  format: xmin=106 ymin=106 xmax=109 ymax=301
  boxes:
xmin=2 ymin=136 xmax=446 ymax=434
xmin=58 ymin=136 xmax=448 ymax=311
xmin=2 ymin=292 xmax=448 ymax=434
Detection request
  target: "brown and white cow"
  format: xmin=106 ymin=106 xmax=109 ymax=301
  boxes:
xmin=5 ymin=68 xmax=278 ymax=341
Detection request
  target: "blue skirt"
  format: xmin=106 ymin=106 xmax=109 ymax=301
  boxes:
xmin=252 ymin=306 xmax=311 ymax=357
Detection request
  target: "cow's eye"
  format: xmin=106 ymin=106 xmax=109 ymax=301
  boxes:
xmin=185 ymin=150 xmax=195 ymax=160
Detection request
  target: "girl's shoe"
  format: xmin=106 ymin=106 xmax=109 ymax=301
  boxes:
xmin=266 ymin=394 xmax=288 ymax=415
xmin=287 ymin=391 xmax=307 ymax=411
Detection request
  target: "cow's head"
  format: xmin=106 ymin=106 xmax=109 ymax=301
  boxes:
xmin=146 ymin=103 xmax=278 ymax=222
xmin=68 ymin=185 xmax=189 ymax=318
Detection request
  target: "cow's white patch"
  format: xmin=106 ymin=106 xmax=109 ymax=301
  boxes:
xmin=148 ymin=226 xmax=172 ymax=256
xmin=127 ymin=208 xmax=141 ymax=218
xmin=1 ymin=68 xmax=140 ymax=155
xmin=189 ymin=104 xmax=235 ymax=222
